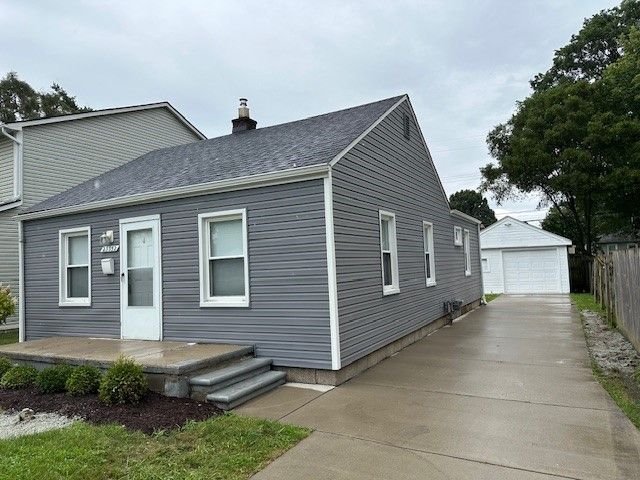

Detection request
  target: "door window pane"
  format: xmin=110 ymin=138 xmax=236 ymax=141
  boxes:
xmin=67 ymin=266 xmax=88 ymax=298
xmin=128 ymin=267 xmax=153 ymax=306
xmin=210 ymin=219 xmax=243 ymax=257
xmin=209 ymin=258 xmax=245 ymax=296
xmin=128 ymin=229 xmax=153 ymax=268
xmin=68 ymin=235 xmax=88 ymax=265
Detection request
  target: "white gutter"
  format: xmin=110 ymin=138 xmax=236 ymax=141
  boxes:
xmin=17 ymin=163 xmax=330 ymax=221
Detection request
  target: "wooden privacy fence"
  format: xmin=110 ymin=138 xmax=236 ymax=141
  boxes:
xmin=593 ymin=249 xmax=640 ymax=352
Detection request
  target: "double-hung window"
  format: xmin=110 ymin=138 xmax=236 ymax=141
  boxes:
xmin=423 ymin=221 xmax=436 ymax=286
xmin=379 ymin=210 xmax=400 ymax=295
xmin=198 ymin=209 xmax=249 ymax=307
xmin=59 ymin=227 xmax=91 ymax=306
xmin=463 ymin=228 xmax=471 ymax=276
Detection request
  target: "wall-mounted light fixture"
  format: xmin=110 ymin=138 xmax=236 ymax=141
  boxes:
xmin=100 ymin=230 xmax=114 ymax=246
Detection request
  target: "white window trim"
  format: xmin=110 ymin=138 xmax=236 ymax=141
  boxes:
xmin=423 ymin=221 xmax=436 ymax=286
xmin=453 ymin=226 xmax=463 ymax=246
xmin=463 ymin=228 xmax=471 ymax=276
xmin=59 ymin=226 xmax=91 ymax=307
xmin=379 ymin=210 xmax=400 ymax=295
xmin=481 ymin=257 xmax=490 ymax=273
xmin=198 ymin=208 xmax=249 ymax=307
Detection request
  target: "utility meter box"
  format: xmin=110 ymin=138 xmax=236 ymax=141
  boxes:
xmin=101 ymin=258 xmax=114 ymax=275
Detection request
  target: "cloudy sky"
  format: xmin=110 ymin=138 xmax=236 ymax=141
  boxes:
xmin=1 ymin=1 xmax=618 ymax=222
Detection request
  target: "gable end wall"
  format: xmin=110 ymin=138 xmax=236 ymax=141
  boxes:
xmin=332 ymin=101 xmax=483 ymax=367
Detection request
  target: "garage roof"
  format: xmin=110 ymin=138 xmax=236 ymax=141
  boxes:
xmin=480 ymin=216 xmax=572 ymax=249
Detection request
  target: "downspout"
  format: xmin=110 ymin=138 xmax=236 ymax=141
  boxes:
xmin=18 ymin=220 xmax=25 ymax=342
xmin=478 ymin=223 xmax=486 ymax=305
xmin=1 ymin=125 xmax=23 ymax=201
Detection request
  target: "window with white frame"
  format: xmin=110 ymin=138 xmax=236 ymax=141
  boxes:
xmin=379 ymin=211 xmax=400 ymax=295
xmin=198 ymin=209 xmax=249 ymax=307
xmin=59 ymin=227 xmax=91 ymax=306
xmin=423 ymin=221 xmax=436 ymax=286
xmin=453 ymin=226 xmax=463 ymax=246
xmin=463 ymin=229 xmax=471 ymax=276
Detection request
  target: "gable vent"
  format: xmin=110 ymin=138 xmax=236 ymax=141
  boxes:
xmin=403 ymin=113 xmax=411 ymax=139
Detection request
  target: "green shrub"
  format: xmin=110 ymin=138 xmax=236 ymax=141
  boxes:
xmin=66 ymin=365 xmax=102 ymax=395
xmin=0 ymin=356 xmax=12 ymax=378
xmin=99 ymin=357 xmax=148 ymax=405
xmin=0 ymin=284 xmax=16 ymax=325
xmin=36 ymin=364 xmax=74 ymax=393
xmin=0 ymin=365 xmax=38 ymax=389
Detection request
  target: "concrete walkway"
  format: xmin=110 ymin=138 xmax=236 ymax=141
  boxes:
xmin=239 ymin=295 xmax=640 ymax=479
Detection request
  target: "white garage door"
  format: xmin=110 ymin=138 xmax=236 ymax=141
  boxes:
xmin=502 ymin=249 xmax=560 ymax=294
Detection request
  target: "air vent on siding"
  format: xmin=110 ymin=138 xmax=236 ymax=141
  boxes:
xmin=403 ymin=113 xmax=411 ymax=139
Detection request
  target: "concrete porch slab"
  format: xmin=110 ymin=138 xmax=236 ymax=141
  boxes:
xmin=0 ymin=336 xmax=253 ymax=375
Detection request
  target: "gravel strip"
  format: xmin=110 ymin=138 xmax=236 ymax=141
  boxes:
xmin=0 ymin=411 xmax=75 ymax=439
xmin=582 ymin=310 xmax=640 ymax=375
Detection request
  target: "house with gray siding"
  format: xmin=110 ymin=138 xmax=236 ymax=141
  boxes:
xmin=0 ymin=103 xmax=205 ymax=323
xmin=16 ymin=95 xmax=483 ymax=387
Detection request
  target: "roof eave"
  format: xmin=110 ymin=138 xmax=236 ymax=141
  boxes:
xmin=17 ymin=163 xmax=329 ymax=221
xmin=450 ymin=209 xmax=482 ymax=224
xmin=2 ymin=102 xmax=206 ymax=140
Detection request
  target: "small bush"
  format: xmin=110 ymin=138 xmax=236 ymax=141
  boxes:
xmin=99 ymin=357 xmax=148 ymax=405
xmin=0 ymin=365 xmax=38 ymax=389
xmin=66 ymin=365 xmax=102 ymax=395
xmin=0 ymin=284 xmax=16 ymax=325
xmin=36 ymin=364 xmax=74 ymax=393
xmin=0 ymin=356 xmax=12 ymax=378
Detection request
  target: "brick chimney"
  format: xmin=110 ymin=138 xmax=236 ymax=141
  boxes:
xmin=232 ymin=98 xmax=257 ymax=133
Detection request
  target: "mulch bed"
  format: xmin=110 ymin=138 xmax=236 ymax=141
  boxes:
xmin=0 ymin=387 xmax=221 ymax=434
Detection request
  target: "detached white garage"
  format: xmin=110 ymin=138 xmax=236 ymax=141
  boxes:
xmin=480 ymin=216 xmax=572 ymax=294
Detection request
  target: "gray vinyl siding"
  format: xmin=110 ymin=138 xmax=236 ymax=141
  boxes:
xmin=332 ymin=101 xmax=483 ymax=367
xmin=0 ymin=137 xmax=13 ymax=202
xmin=3 ymin=107 xmax=201 ymax=324
xmin=22 ymin=108 xmax=201 ymax=206
xmin=23 ymin=180 xmax=332 ymax=368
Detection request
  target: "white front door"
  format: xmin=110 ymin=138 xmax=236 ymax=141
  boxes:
xmin=120 ymin=215 xmax=162 ymax=340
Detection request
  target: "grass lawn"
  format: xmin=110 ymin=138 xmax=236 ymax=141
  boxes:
xmin=570 ymin=293 xmax=640 ymax=429
xmin=0 ymin=414 xmax=310 ymax=480
xmin=485 ymin=293 xmax=500 ymax=302
xmin=0 ymin=329 xmax=18 ymax=345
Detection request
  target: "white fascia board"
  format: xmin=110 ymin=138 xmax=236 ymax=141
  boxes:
xmin=3 ymin=103 xmax=206 ymax=140
xmin=450 ymin=209 xmax=482 ymax=225
xmin=329 ymin=96 xmax=407 ymax=167
xmin=17 ymin=163 xmax=330 ymax=221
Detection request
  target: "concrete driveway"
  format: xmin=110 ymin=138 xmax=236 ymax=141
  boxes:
xmin=239 ymin=296 xmax=640 ymax=479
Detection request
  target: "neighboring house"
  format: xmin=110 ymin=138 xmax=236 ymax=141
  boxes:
xmin=17 ymin=95 xmax=483 ymax=383
xmin=480 ymin=216 xmax=571 ymax=294
xmin=597 ymin=233 xmax=639 ymax=254
xmin=0 ymin=103 xmax=205 ymax=323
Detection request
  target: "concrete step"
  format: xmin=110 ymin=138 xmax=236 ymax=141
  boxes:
xmin=206 ymin=370 xmax=286 ymax=410
xmin=189 ymin=357 xmax=272 ymax=397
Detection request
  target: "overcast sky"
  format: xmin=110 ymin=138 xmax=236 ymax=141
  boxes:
xmin=1 ymin=1 xmax=619 ymax=223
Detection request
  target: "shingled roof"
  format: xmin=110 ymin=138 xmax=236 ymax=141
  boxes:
xmin=25 ymin=95 xmax=405 ymax=215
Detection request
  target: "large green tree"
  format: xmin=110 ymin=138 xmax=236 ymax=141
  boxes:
xmin=482 ymin=2 xmax=640 ymax=254
xmin=449 ymin=189 xmax=497 ymax=227
xmin=0 ymin=72 xmax=90 ymax=123
xmin=532 ymin=0 xmax=640 ymax=91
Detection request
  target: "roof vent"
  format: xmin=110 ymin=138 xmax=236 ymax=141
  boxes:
xmin=232 ymin=98 xmax=257 ymax=133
